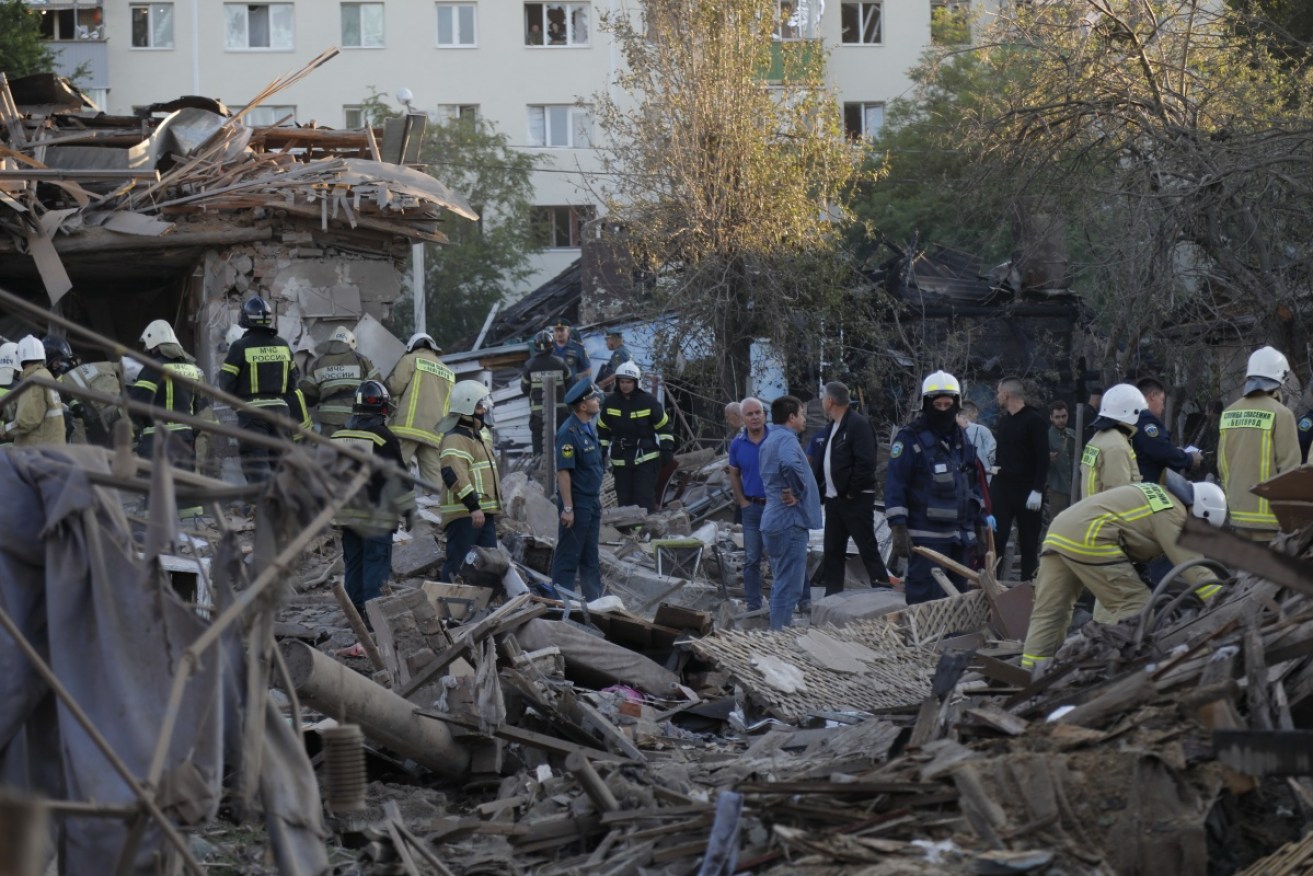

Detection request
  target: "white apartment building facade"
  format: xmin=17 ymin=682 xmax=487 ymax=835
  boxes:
xmin=32 ymin=0 xmax=952 ymax=294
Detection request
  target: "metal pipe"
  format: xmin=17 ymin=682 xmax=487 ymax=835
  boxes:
xmin=1134 ymin=557 xmax=1233 ymax=647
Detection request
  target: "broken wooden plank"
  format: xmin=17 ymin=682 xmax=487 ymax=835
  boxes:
xmin=1178 ymin=517 xmax=1309 ymax=595
xmin=963 ymin=704 xmax=1029 ymax=736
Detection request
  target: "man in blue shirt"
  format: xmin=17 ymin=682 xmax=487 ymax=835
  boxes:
xmin=551 ymin=379 xmax=605 ymax=600
xmin=728 ymin=397 xmax=771 ymax=611
xmin=759 ymin=395 xmax=822 ymax=630
xmin=551 ymin=319 xmax=592 ymax=382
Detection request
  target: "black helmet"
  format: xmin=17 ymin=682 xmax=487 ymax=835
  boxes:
xmin=239 ymin=295 xmax=273 ymax=329
xmin=533 ymin=329 xmax=553 ymax=352
xmin=42 ymin=336 xmax=78 ymax=375
xmin=353 ymin=380 xmax=391 ymax=416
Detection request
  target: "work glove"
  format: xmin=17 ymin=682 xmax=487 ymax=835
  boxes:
xmin=986 ymin=514 xmax=997 ymax=532
xmin=890 ymin=524 xmax=911 ymax=560
xmin=660 ymin=448 xmax=675 ymax=466
xmin=1025 ymin=490 xmax=1043 ymax=511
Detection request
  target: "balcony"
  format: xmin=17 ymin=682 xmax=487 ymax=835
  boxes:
xmin=46 ymin=38 xmax=109 ymax=90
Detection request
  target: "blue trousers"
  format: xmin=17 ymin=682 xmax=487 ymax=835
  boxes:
xmin=342 ymin=528 xmax=393 ymax=623
xmin=552 ymin=495 xmax=602 ymax=601
xmin=442 ymin=514 xmax=499 ymax=582
xmin=907 ymin=540 xmax=967 ymax=604
xmin=763 ymin=526 xmax=808 ymax=630
xmin=740 ymin=502 xmax=767 ymax=610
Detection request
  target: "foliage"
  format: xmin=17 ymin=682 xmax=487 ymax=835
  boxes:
xmin=592 ymin=0 xmax=872 ymax=401
xmin=360 ymin=91 xmax=539 ymax=348
xmin=0 ymin=0 xmax=56 ymax=79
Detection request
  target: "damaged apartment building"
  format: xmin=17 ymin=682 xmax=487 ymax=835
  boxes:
xmin=0 ymin=63 xmax=473 ymax=382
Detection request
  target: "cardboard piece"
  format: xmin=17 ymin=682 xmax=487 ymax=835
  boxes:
xmin=354 ymin=311 xmax=407 ymax=380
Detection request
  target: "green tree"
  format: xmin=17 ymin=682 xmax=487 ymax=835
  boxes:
xmin=360 ymin=92 xmax=539 ymax=349
xmin=593 ymin=0 xmax=870 ymax=401
xmin=0 ymin=0 xmax=56 ymax=79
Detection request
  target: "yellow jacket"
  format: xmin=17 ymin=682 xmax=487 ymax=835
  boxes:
xmin=1078 ymin=426 xmax=1141 ymax=500
xmin=438 ymin=420 xmax=503 ymax=524
xmin=4 ymin=364 xmax=66 ymax=446
xmin=385 ymin=349 xmax=454 ymax=448
xmin=59 ymin=361 xmax=123 ymax=444
xmin=1219 ymin=392 xmax=1300 ymax=532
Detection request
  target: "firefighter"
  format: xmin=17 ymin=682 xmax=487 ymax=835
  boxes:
xmin=3 ymin=335 xmax=65 ymax=446
xmin=437 ymin=380 xmax=504 ymax=582
xmin=885 ymin=371 xmax=991 ymax=604
xmin=128 ymin=319 xmax=206 ymax=466
xmin=331 ymin=380 xmax=414 ymax=632
xmin=385 ymin=332 xmax=454 ymax=489
xmin=218 ymin=295 xmax=298 ymax=483
xmin=0 ymin=342 xmax=17 ymax=447
xmin=1219 ymin=346 xmax=1301 ymax=540
xmin=44 ymin=336 xmax=122 ymax=447
xmin=299 ymin=326 xmax=380 ymax=437
xmin=597 ymin=361 xmax=673 ymax=512
xmin=520 ymin=329 xmax=570 ymax=455
xmin=1078 ymin=383 xmax=1145 ymax=499
xmin=1021 ymin=475 xmax=1227 ymax=673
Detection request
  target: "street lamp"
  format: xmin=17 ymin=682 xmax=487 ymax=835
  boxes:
xmin=397 ymin=88 xmax=425 ymax=337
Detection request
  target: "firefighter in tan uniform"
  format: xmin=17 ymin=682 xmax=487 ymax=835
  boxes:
xmin=0 ymin=342 xmax=17 ymax=447
xmin=385 ymin=332 xmax=455 ymax=487
xmin=299 ymin=326 xmax=380 ymax=437
xmin=3 ymin=336 xmax=65 ymax=446
xmin=1021 ymin=475 xmax=1227 ymax=672
xmin=1219 ymin=346 xmax=1301 ymax=540
xmin=44 ymin=337 xmax=123 ymax=447
xmin=1078 ymin=383 xmax=1145 ymax=499
xmin=437 ymin=380 xmax=504 ymax=582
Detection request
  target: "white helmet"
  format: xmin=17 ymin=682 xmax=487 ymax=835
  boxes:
xmin=615 ymin=361 xmax=642 ymax=382
xmin=224 ymin=325 xmax=245 ymax=346
xmin=1191 ymin=481 xmax=1227 ymax=528
xmin=1244 ymin=345 xmax=1289 ymax=394
xmin=16 ymin=335 xmax=44 ymax=365
xmin=331 ymin=326 xmax=358 ymax=350
xmin=1098 ymin=383 xmax=1147 ymax=427
xmin=448 ymin=380 xmax=490 ymax=417
xmin=921 ymin=370 xmax=961 ymax=398
xmin=140 ymin=319 xmax=179 ymax=350
xmin=0 ymin=342 xmax=17 ymax=384
xmin=406 ymin=332 xmax=441 ymax=353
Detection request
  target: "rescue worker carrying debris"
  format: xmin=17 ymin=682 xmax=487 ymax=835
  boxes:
xmin=128 ymin=319 xmax=207 ymax=475
xmin=331 ymin=381 xmax=415 ymax=633
xmin=1021 ymin=474 xmax=1226 ymax=673
xmin=1220 ymin=346 xmax=1301 ymax=540
xmin=219 ymin=295 xmax=298 ymax=483
xmin=598 ymin=361 xmax=674 ymax=512
xmin=438 ymin=380 xmax=504 ymax=583
xmin=299 ymin=326 xmax=380 ymax=437
xmin=3 ymin=335 xmax=65 ymax=446
xmin=0 ymin=342 xmax=17 ymax=447
xmin=885 ymin=371 xmax=991 ymax=604
xmin=385 ymin=332 xmax=454 ymax=488
xmin=44 ymin=336 xmax=123 ymax=446
xmin=1078 ymin=383 xmax=1145 ymax=499
xmin=520 ymin=329 xmax=570 ymax=456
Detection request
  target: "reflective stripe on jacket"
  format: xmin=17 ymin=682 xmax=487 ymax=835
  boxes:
xmin=597 ymin=388 xmax=673 ymax=466
xmin=1219 ymin=393 xmax=1301 ymax=531
xmin=300 ymin=341 xmax=379 ymax=425
xmin=385 ymin=349 xmax=454 ymax=448
xmin=331 ymin=425 xmax=414 ymax=535
xmin=1078 ymin=427 xmax=1141 ymax=500
xmin=4 ymin=364 xmax=65 ymax=446
xmin=129 ymin=354 xmax=204 ymax=436
xmin=884 ymin=419 xmax=983 ymax=544
xmin=1043 ymin=482 xmax=1208 ymax=576
xmin=439 ymin=421 xmax=503 ymax=524
xmin=218 ymin=329 xmax=297 ymax=401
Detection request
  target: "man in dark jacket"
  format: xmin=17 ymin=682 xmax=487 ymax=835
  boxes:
xmin=520 ymin=329 xmax=571 ymax=455
xmin=810 ymin=381 xmax=890 ymax=597
xmin=1133 ymin=377 xmax=1202 ymax=484
xmin=598 ymin=361 xmax=673 ymax=511
xmin=218 ymin=295 xmax=298 ymax=483
xmin=992 ymin=377 xmax=1050 ymax=581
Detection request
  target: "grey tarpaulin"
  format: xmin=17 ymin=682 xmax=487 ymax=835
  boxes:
xmin=0 ymin=446 xmax=329 ymax=875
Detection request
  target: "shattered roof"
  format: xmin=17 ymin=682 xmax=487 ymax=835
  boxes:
xmin=0 ymin=59 xmax=477 ymax=305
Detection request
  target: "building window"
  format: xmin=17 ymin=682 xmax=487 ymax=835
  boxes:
xmin=843 ymin=102 xmax=884 ymax=139
xmin=527 ymin=105 xmax=591 ymax=148
xmin=238 ymin=105 xmax=297 ymax=126
xmin=131 ymin=4 xmax=174 ymax=48
xmin=224 ymin=4 xmax=294 ymax=50
xmin=38 ymin=7 xmax=104 ymax=40
xmin=775 ymin=0 xmax=819 ymax=41
xmin=436 ymin=3 xmax=476 ymax=46
xmin=524 ymin=3 xmax=589 ymax=47
xmin=343 ymin=105 xmax=365 ymax=128
xmin=341 ymin=2 xmax=384 ymax=48
xmin=532 ymin=205 xmax=596 ymax=249
xmin=437 ymin=104 xmax=479 ymax=123
xmin=840 ymin=2 xmax=882 ymax=44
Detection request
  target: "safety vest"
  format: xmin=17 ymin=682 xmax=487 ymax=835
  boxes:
xmin=132 ymin=359 xmax=204 ymax=436
xmin=1078 ymin=427 xmax=1140 ymax=499
xmin=597 ymin=389 xmax=673 ymax=466
xmin=438 ymin=422 xmax=503 ymax=523
xmin=1219 ymin=393 xmax=1300 ymax=531
xmin=885 ymin=421 xmax=980 ymax=543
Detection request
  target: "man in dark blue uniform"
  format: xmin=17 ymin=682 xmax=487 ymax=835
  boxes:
xmin=219 ymin=295 xmax=298 ymax=483
xmin=1299 ymin=408 xmax=1313 ymax=463
xmin=596 ymin=329 xmax=633 ymax=391
xmin=1133 ymin=378 xmax=1202 ymax=484
xmin=885 ymin=371 xmax=991 ymax=604
xmin=551 ymin=379 xmax=605 ymax=600
xmin=551 ymin=318 xmax=592 ymax=382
